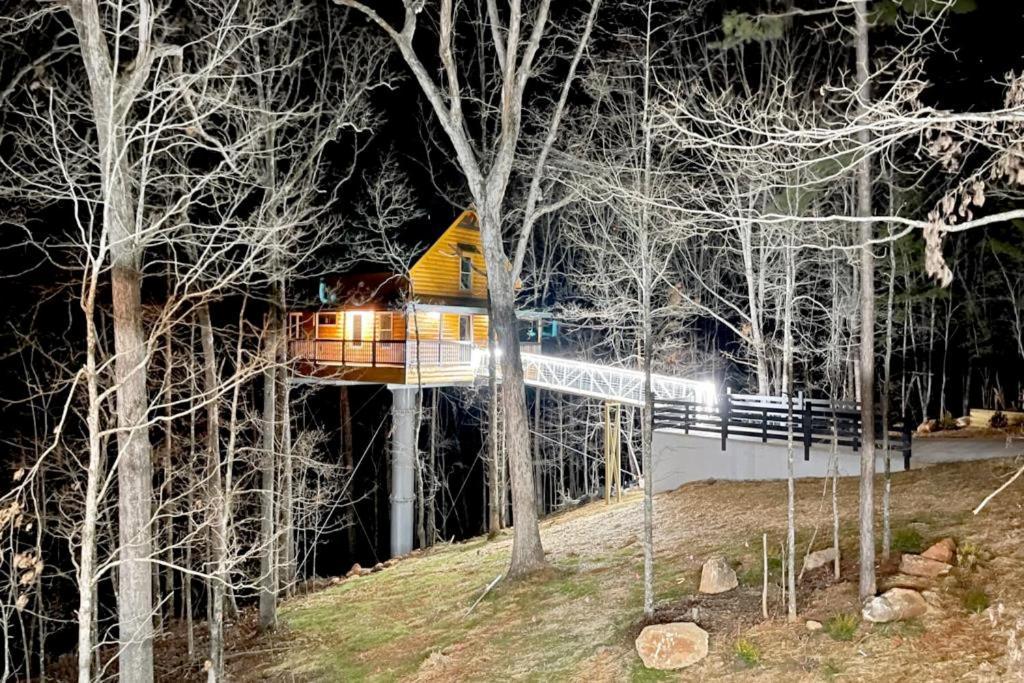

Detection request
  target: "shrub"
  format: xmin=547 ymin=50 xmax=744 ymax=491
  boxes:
xmin=821 ymin=659 xmax=843 ymax=678
xmin=962 ymin=587 xmax=990 ymax=614
xmin=958 ymin=541 xmax=988 ymax=571
xmin=937 ymin=411 xmax=959 ymax=431
xmin=824 ymin=613 xmax=859 ymax=641
xmin=990 ymin=411 xmax=1009 ymax=429
xmin=890 ymin=527 xmax=924 ymax=554
xmin=734 ymin=638 xmax=761 ymax=667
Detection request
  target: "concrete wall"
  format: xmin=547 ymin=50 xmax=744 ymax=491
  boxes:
xmin=652 ymin=429 xmax=895 ymax=494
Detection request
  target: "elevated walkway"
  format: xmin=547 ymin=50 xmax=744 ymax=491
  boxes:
xmin=473 ymin=350 xmax=714 ymax=406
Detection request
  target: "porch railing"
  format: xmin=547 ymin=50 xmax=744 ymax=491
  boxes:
xmin=288 ymin=339 xmax=475 ymax=368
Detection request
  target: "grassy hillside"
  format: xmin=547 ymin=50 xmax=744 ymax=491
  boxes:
xmin=237 ymin=457 xmax=1024 ymax=681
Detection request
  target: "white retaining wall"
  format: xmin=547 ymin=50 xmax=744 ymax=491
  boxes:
xmin=652 ymin=428 xmax=896 ymax=494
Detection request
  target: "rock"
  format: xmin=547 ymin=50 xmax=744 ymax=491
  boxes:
xmin=372 ymin=562 xmax=385 ymax=572
xmin=359 ymin=567 xmax=373 ymax=576
xmin=345 ymin=563 xmax=362 ymax=578
xmin=383 ymin=558 xmax=398 ymax=568
xmin=877 ymin=573 xmax=933 ymax=591
xmin=916 ymin=420 xmax=937 ymax=434
xmin=699 ymin=556 xmax=738 ymax=594
xmin=635 ymin=622 xmax=709 ymax=670
xmin=806 ymin=620 xmax=823 ymax=631
xmin=862 ymin=588 xmax=929 ymax=623
xmin=900 ymin=554 xmax=952 ymax=578
xmin=956 ymin=416 xmax=971 ymax=428
xmin=921 ymin=538 xmax=957 ymax=565
xmin=802 ymin=548 xmax=837 ymax=574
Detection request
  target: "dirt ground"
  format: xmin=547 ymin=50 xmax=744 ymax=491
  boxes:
xmin=167 ymin=456 xmax=1023 ymax=682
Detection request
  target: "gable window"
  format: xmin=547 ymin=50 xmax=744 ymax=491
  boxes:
xmin=459 ymin=254 xmax=473 ymax=290
xmin=459 ymin=315 xmax=472 ymax=342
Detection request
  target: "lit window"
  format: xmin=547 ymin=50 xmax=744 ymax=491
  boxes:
xmin=460 ymin=255 xmax=472 ymax=290
xmin=459 ymin=315 xmax=472 ymax=342
xmin=351 ymin=315 xmax=362 ymax=346
xmin=379 ymin=312 xmax=392 ymax=341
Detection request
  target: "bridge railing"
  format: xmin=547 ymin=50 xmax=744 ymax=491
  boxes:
xmin=654 ymin=392 xmax=913 ymax=469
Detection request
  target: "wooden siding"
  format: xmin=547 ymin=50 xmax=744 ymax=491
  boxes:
xmin=409 ymin=209 xmax=489 ymax=302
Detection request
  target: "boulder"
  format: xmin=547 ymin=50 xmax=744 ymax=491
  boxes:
xmin=956 ymin=416 xmax=971 ymax=428
xmin=345 ymin=563 xmax=362 ymax=578
xmin=805 ymin=620 xmax=823 ymax=631
xmin=921 ymin=538 xmax=957 ymax=565
xmin=900 ymin=554 xmax=952 ymax=578
xmin=877 ymin=573 xmax=933 ymax=592
xmin=862 ymin=588 xmax=929 ymax=623
xmin=802 ymin=548 xmax=837 ymax=574
xmin=372 ymin=562 xmax=385 ymax=573
xmin=635 ymin=622 xmax=709 ymax=670
xmin=699 ymin=556 xmax=738 ymax=594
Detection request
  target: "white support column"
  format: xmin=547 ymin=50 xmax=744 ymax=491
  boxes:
xmin=390 ymin=386 xmax=417 ymax=557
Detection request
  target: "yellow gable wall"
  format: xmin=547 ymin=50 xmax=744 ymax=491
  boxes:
xmin=409 ymin=210 xmax=489 ymax=302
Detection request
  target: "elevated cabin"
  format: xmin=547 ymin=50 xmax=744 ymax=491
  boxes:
xmin=288 ymin=209 xmax=535 ymax=386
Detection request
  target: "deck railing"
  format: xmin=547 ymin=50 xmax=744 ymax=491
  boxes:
xmin=654 ymin=392 xmax=913 ymax=469
xmin=288 ymin=339 xmax=476 ymax=368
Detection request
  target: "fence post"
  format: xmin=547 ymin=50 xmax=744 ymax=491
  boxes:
xmin=720 ymin=392 xmax=730 ymax=452
xmin=902 ymin=414 xmax=913 ymax=470
xmin=684 ymin=401 xmax=690 ymax=435
xmin=802 ymin=393 xmax=812 ymax=461
xmin=761 ymin=407 xmax=768 ymax=443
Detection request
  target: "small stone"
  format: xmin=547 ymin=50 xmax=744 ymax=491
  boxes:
xmin=802 ymin=548 xmax=838 ymax=574
xmin=635 ymin=622 xmax=709 ymax=670
xmin=900 ymin=554 xmax=952 ymax=578
xmin=806 ymin=620 xmax=823 ymax=631
xmin=862 ymin=588 xmax=929 ymax=623
xmin=699 ymin=556 xmax=738 ymax=594
xmin=921 ymin=538 xmax=957 ymax=565
xmin=345 ymin=563 xmax=362 ymax=578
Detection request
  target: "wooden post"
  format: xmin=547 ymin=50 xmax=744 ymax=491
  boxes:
xmin=720 ymin=392 xmax=730 ymax=452
xmin=902 ymin=415 xmax=912 ymax=470
xmin=604 ymin=402 xmax=611 ymax=505
xmin=802 ymin=393 xmax=812 ymax=461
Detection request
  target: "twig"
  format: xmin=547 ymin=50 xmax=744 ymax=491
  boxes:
xmin=761 ymin=533 xmax=768 ymax=620
xmin=465 ymin=573 xmax=503 ymax=617
xmin=973 ymin=462 xmax=1024 ymax=515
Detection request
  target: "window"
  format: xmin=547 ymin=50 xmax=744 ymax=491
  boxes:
xmin=351 ymin=315 xmax=363 ymax=346
xmin=379 ymin=312 xmax=393 ymax=341
xmin=459 ymin=254 xmax=473 ymax=290
xmin=317 ymin=312 xmax=337 ymax=326
xmin=288 ymin=313 xmax=303 ymax=338
xmin=459 ymin=315 xmax=472 ymax=342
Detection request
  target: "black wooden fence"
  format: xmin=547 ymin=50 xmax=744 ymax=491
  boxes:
xmin=653 ymin=392 xmax=913 ymax=470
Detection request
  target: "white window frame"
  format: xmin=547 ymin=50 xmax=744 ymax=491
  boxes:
xmin=458 ymin=315 xmax=472 ymax=342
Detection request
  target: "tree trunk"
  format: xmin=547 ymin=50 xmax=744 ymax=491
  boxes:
xmin=478 ymin=203 xmax=545 ymax=576
xmin=112 ymin=261 xmax=156 ymax=682
xmin=487 ymin=318 xmax=501 ymax=533
xmin=855 ymin=0 xmax=877 ymax=602
xmin=259 ymin=311 xmax=279 ymax=631
xmin=340 ymin=386 xmax=356 ymax=553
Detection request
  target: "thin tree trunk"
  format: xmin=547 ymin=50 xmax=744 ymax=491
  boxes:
xmin=487 ymin=320 xmax=501 ymax=533
xmin=855 ymin=0 xmax=877 ymax=601
xmin=340 ymin=386 xmax=356 ymax=553
xmin=259 ymin=311 xmax=279 ymax=631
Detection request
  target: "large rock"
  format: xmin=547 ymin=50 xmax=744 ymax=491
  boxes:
xmin=900 ymin=554 xmax=952 ymax=578
xmin=921 ymin=538 xmax=957 ymax=565
xmin=862 ymin=588 xmax=929 ymax=623
xmin=699 ymin=556 xmax=737 ymax=594
xmin=877 ymin=573 xmax=933 ymax=591
xmin=802 ymin=548 xmax=837 ymax=574
xmin=635 ymin=622 xmax=709 ymax=670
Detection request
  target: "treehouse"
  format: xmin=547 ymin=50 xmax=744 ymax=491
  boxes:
xmin=288 ymin=208 xmax=536 ymax=386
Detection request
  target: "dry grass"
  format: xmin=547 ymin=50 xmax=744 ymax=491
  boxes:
xmin=231 ymin=457 xmax=1024 ymax=682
